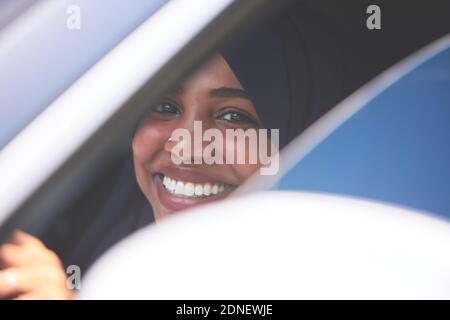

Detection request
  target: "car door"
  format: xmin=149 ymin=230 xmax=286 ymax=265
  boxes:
xmin=1 ymin=0 xmax=450 ymax=278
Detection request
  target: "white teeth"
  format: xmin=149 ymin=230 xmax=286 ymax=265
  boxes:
xmin=161 ymin=175 xmax=230 ymax=198
xmin=203 ymin=183 xmax=211 ymax=196
xmin=184 ymin=183 xmax=195 ymax=197
xmin=169 ymin=179 xmax=176 ymax=192
xmin=194 ymin=184 xmax=203 ymax=196
xmin=175 ymin=181 xmax=184 ymax=195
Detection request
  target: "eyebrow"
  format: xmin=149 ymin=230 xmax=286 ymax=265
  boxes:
xmin=209 ymin=87 xmax=250 ymax=100
xmin=168 ymin=85 xmax=184 ymax=96
xmin=168 ymin=86 xmax=250 ymax=100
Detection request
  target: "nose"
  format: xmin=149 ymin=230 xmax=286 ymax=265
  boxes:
xmin=164 ymin=136 xmax=180 ymax=153
xmin=164 ymin=116 xmax=218 ymax=165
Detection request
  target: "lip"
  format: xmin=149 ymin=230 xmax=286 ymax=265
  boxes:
xmin=157 ymin=165 xmax=231 ymax=185
xmin=153 ymin=173 xmax=235 ymax=212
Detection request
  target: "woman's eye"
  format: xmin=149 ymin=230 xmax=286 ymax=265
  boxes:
xmin=219 ymin=111 xmax=257 ymax=124
xmin=151 ymin=101 xmax=181 ymax=115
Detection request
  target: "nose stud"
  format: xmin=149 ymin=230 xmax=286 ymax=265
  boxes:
xmin=165 ymin=136 xmax=181 ymax=155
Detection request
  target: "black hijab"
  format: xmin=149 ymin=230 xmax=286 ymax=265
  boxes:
xmin=223 ymin=4 xmax=357 ymax=148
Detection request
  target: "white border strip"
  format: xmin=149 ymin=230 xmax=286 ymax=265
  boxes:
xmin=0 ymin=0 xmax=234 ymax=223
xmin=236 ymin=33 xmax=450 ymax=194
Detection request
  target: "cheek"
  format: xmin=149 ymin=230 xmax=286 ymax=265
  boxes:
xmin=222 ymin=132 xmax=263 ymax=181
xmin=132 ymin=121 xmax=173 ymax=200
xmin=229 ymin=163 xmax=260 ymax=182
xmin=222 ymin=131 xmax=270 ymax=163
xmin=132 ymin=121 xmax=170 ymax=162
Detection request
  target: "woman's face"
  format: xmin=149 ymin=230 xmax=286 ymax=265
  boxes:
xmin=132 ymin=55 xmax=263 ymax=221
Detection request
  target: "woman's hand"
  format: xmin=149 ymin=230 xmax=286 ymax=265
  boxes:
xmin=0 ymin=231 xmax=74 ymax=300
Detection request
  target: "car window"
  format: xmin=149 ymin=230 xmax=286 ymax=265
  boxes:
xmin=275 ymin=41 xmax=450 ymax=219
xmin=0 ymin=0 xmax=238 ymax=240
xmin=0 ymin=0 xmax=168 ymax=150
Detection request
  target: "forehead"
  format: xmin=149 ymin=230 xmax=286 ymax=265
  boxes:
xmin=182 ymin=55 xmax=243 ymax=92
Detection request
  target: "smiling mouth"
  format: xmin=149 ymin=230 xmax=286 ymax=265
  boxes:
xmin=155 ymin=173 xmax=235 ymax=198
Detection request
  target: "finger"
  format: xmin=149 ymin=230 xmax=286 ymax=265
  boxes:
xmin=9 ymin=232 xmax=61 ymax=267
xmin=12 ymin=292 xmax=40 ymax=300
xmin=0 ymin=268 xmax=29 ymax=298
xmin=0 ymin=265 xmax=69 ymax=299
xmin=8 ymin=231 xmax=46 ymax=249
xmin=0 ymin=243 xmax=59 ymax=268
xmin=13 ymin=287 xmax=75 ymax=300
xmin=0 ymin=244 xmax=27 ymax=268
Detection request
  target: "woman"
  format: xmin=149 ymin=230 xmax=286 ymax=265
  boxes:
xmin=0 ymin=9 xmax=355 ymax=299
